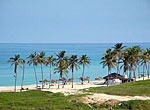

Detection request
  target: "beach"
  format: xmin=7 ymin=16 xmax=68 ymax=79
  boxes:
xmin=0 ymin=75 xmax=149 ymax=94
xmin=1 ymin=76 xmax=150 ymax=107
xmin=0 ymin=80 xmax=105 ymax=93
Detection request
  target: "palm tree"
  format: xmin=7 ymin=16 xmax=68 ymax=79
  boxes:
xmin=27 ymin=52 xmax=38 ymax=87
xmin=141 ymin=50 xmax=149 ymax=80
xmin=132 ymin=46 xmax=142 ymax=79
xmin=54 ymin=51 xmax=69 ymax=78
xmin=126 ymin=47 xmax=137 ymax=79
xmin=45 ymin=55 xmax=55 ymax=88
xmin=146 ymin=48 xmax=150 ymax=78
xmin=8 ymin=54 xmax=23 ymax=92
xmin=112 ymin=43 xmax=126 ymax=74
xmin=37 ymin=51 xmax=46 ymax=89
xmin=68 ymin=55 xmax=80 ymax=88
xmin=54 ymin=51 xmax=69 ymax=88
xmin=79 ymin=55 xmax=91 ymax=84
xmin=120 ymin=50 xmax=130 ymax=77
xmin=21 ymin=58 xmax=26 ymax=90
xmin=100 ymin=48 xmax=116 ymax=86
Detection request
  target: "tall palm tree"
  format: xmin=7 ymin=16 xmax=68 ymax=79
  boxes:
xmin=132 ymin=46 xmax=142 ymax=79
xmin=126 ymin=47 xmax=136 ymax=79
xmin=120 ymin=50 xmax=130 ymax=76
xmin=27 ymin=52 xmax=38 ymax=87
xmin=68 ymin=55 xmax=80 ymax=88
xmin=45 ymin=55 xmax=55 ymax=88
xmin=54 ymin=51 xmax=69 ymax=88
xmin=37 ymin=51 xmax=46 ymax=89
xmin=54 ymin=51 xmax=69 ymax=78
xmin=100 ymin=48 xmax=116 ymax=86
xmin=21 ymin=58 xmax=26 ymax=90
xmin=79 ymin=55 xmax=91 ymax=84
xmin=8 ymin=54 xmax=23 ymax=92
xmin=112 ymin=43 xmax=126 ymax=74
xmin=146 ymin=48 xmax=150 ymax=78
xmin=141 ymin=50 xmax=149 ymax=80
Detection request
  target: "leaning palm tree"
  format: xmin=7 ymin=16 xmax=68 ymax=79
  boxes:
xmin=54 ymin=51 xmax=69 ymax=88
xmin=79 ymin=55 xmax=91 ymax=84
xmin=8 ymin=54 xmax=23 ymax=92
xmin=100 ymin=48 xmax=116 ymax=86
xmin=27 ymin=52 xmax=38 ymax=87
xmin=21 ymin=58 xmax=26 ymax=90
xmin=68 ymin=55 xmax=80 ymax=88
xmin=37 ymin=51 xmax=46 ymax=89
xmin=45 ymin=55 xmax=55 ymax=88
xmin=112 ymin=43 xmax=126 ymax=74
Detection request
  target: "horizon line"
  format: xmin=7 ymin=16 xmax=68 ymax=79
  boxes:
xmin=0 ymin=42 xmax=150 ymax=44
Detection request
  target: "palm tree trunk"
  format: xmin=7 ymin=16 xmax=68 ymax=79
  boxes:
xmin=41 ymin=64 xmax=44 ymax=89
xmin=117 ymin=62 xmax=120 ymax=74
xmin=129 ymin=70 xmax=131 ymax=82
xmin=107 ymin=68 xmax=110 ymax=87
xmin=14 ymin=65 xmax=17 ymax=92
xmin=72 ymin=67 xmax=74 ymax=88
xmin=146 ymin=63 xmax=148 ymax=79
xmin=21 ymin=65 xmax=25 ymax=91
xmin=33 ymin=64 xmax=38 ymax=87
xmin=49 ymin=64 xmax=52 ymax=88
xmin=81 ymin=64 xmax=85 ymax=85
xmin=14 ymin=72 xmax=17 ymax=92
xmin=133 ymin=67 xmax=136 ymax=81
xmin=148 ymin=63 xmax=150 ymax=79
xmin=138 ymin=65 xmax=140 ymax=78
xmin=58 ymin=75 xmax=60 ymax=89
xmin=143 ymin=64 xmax=145 ymax=80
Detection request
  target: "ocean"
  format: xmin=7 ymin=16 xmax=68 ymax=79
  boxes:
xmin=0 ymin=43 xmax=150 ymax=86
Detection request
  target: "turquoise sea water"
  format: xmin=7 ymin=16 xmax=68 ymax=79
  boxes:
xmin=0 ymin=43 xmax=150 ymax=86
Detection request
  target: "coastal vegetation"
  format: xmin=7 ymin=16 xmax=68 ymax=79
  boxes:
xmin=8 ymin=50 xmax=91 ymax=91
xmin=8 ymin=55 xmax=25 ymax=92
xmin=0 ymin=90 xmax=150 ymax=110
xmin=100 ymin=43 xmax=150 ymax=80
xmin=82 ymin=79 xmax=150 ymax=96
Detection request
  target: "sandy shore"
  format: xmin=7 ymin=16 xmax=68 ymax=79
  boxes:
xmin=0 ymin=80 xmax=105 ymax=94
xmin=0 ymin=75 xmax=149 ymax=93
xmin=0 ymin=76 xmax=150 ymax=104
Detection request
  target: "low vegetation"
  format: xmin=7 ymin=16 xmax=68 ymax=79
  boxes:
xmin=82 ymin=80 xmax=150 ymax=96
xmin=0 ymin=90 xmax=150 ymax=110
xmin=0 ymin=90 xmax=91 ymax=110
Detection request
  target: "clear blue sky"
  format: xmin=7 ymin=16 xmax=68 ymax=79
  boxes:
xmin=0 ymin=0 xmax=150 ymax=43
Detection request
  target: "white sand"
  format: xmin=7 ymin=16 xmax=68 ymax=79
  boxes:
xmin=0 ymin=80 xmax=105 ymax=94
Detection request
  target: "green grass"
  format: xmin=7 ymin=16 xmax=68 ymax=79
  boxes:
xmin=0 ymin=90 xmax=91 ymax=110
xmin=0 ymin=90 xmax=150 ymax=110
xmin=82 ymin=80 xmax=150 ymax=96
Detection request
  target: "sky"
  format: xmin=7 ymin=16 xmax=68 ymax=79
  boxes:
xmin=0 ymin=0 xmax=150 ymax=43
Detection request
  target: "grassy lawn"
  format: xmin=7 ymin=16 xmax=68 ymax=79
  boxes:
xmin=0 ymin=90 xmax=150 ymax=110
xmin=0 ymin=90 xmax=91 ymax=110
xmin=82 ymin=80 xmax=150 ymax=96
